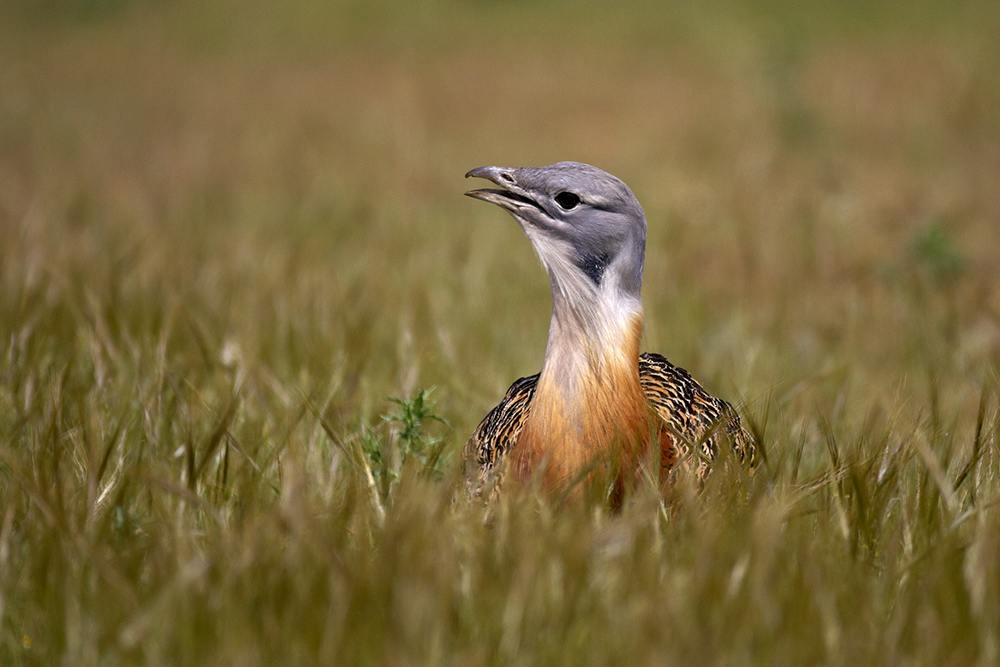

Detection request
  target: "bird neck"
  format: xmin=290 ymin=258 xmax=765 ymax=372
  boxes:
xmin=543 ymin=289 xmax=644 ymax=388
xmin=512 ymin=287 xmax=650 ymax=490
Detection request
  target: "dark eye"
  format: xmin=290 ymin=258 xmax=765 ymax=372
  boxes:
xmin=554 ymin=191 xmax=580 ymax=210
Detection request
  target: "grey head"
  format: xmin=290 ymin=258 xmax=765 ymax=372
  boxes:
xmin=465 ymin=162 xmax=647 ymax=307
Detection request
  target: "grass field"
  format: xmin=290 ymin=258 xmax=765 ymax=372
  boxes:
xmin=2 ymin=0 xmax=1000 ymax=664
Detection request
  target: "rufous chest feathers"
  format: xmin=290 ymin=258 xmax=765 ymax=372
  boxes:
xmin=510 ymin=312 xmax=670 ymax=493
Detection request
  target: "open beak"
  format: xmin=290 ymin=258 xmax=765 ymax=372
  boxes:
xmin=464 ymin=166 xmax=542 ymax=213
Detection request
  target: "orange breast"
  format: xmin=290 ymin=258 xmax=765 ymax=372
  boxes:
xmin=510 ymin=314 xmax=678 ymax=497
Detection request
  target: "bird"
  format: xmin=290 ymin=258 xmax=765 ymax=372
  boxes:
xmin=463 ymin=162 xmax=754 ymax=501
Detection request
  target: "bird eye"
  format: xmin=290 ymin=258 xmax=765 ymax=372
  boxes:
xmin=555 ymin=192 xmax=581 ymax=210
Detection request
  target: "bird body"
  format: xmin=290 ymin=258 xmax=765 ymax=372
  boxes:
xmin=463 ymin=162 xmax=753 ymax=499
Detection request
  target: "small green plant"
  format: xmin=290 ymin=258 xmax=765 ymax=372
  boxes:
xmin=361 ymin=388 xmax=451 ymax=504
xmin=384 ymin=389 xmax=450 ymax=472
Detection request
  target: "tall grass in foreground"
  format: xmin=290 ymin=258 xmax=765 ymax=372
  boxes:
xmin=1 ymin=367 xmax=999 ymax=665
xmin=3 ymin=0 xmax=1000 ymax=664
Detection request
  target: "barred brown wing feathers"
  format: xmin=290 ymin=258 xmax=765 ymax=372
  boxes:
xmin=639 ymin=352 xmax=755 ymax=467
xmin=464 ymin=374 xmax=538 ymax=496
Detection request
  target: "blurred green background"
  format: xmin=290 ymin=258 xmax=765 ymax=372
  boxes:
xmin=2 ymin=0 xmax=1000 ymax=664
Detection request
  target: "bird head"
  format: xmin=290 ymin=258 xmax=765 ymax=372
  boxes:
xmin=465 ymin=162 xmax=646 ymax=306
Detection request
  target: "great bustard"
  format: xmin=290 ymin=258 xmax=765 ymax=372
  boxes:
xmin=463 ymin=162 xmax=754 ymax=499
